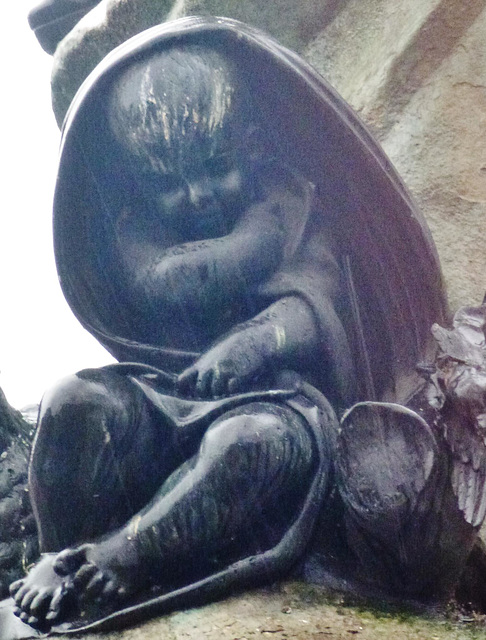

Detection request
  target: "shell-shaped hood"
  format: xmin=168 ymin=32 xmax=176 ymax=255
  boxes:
xmin=54 ymin=16 xmax=448 ymax=404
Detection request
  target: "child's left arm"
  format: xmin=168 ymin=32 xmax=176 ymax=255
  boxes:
xmin=176 ymin=295 xmax=320 ymax=398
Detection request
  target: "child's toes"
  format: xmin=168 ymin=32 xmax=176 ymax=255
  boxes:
xmin=20 ymin=588 xmax=38 ymax=612
xmin=9 ymin=579 xmax=24 ymax=597
xmin=27 ymin=615 xmax=39 ymax=627
xmin=101 ymin=579 xmax=117 ymax=601
xmin=73 ymin=563 xmax=97 ymax=589
xmin=54 ymin=546 xmax=87 ymax=575
xmin=84 ymin=571 xmax=107 ymax=599
xmin=13 ymin=584 xmax=29 ymax=606
xmin=30 ymin=588 xmax=52 ymax=615
xmin=45 ymin=585 xmax=66 ymax=622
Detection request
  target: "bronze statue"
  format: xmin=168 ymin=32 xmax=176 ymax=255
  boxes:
xmin=7 ymin=17 xmax=484 ymax=635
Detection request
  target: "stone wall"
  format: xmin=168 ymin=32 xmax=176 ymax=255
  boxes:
xmin=303 ymin=0 xmax=486 ymax=312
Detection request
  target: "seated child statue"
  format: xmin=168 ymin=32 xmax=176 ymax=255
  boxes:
xmin=10 ymin=40 xmax=355 ymax=630
xmin=10 ymin=19 xmax=469 ymax=634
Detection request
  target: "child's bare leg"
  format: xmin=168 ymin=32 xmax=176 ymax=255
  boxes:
xmin=11 ymin=368 xmax=180 ymax=626
xmin=17 ymin=402 xmax=319 ymax=624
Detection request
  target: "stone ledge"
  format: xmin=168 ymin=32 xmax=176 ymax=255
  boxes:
xmin=49 ymin=582 xmax=486 ymax=640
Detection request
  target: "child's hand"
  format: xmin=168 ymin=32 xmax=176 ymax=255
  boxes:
xmin=177 ymin=330 xmax=267 ymax=398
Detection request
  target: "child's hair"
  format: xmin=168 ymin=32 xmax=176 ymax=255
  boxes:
xmin=107 ymin=45 xmax=256 ymax=176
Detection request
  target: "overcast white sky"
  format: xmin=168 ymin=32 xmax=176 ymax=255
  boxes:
xmin=0 ymin=0 xmax=114 ymax=408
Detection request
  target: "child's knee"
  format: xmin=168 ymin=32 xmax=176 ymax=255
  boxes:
xmin=39 ymin=373 xmax=93 ymax=417
xmin=38 ymin=369 xmax=137 ymax=429
xmin=202 ymin=403 xmax=307 ymax=455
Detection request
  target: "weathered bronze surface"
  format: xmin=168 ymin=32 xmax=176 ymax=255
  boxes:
xmin=8 ymin=17 xmax=485 ymax=637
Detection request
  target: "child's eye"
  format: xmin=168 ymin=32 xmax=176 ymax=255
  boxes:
xmin=206 ymin=156 xmax=232 ymax=177
xmin=142 ymin=172 xmax=184 ymax=194
xmin=158 ymin=175 xmax=184 ymax=192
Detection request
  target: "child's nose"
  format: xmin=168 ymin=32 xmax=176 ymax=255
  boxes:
xmin=186 ymin=179 xmax=213 ymax=208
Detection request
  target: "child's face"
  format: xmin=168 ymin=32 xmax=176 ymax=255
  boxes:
xmin=125 ymin=133 xmax=253 ymax=239
xmin=109 ymin=51 xmax=259 ymax=239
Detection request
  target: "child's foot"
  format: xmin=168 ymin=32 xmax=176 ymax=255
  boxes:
xmin=53 ymin=530 xmax=153 ymax=611
xmin=10 ymin=528 xmax=153 ymax=628
xmin=9 ymin=553 xmax=74 ymax=628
